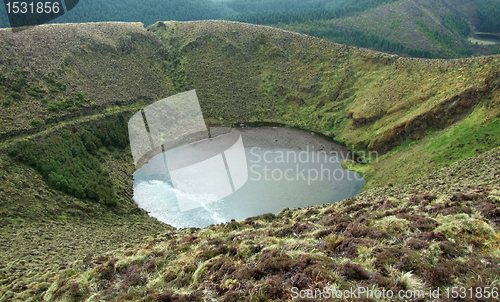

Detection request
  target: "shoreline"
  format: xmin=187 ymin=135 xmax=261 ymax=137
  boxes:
xmin=236 ymin=126 xmax=350 ymax=155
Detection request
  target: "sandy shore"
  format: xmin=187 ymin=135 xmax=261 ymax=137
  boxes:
xmin=216 ymin=126 xmax=351 ymax=156
xmin=468 ymin=37 xmax=498 ymax=45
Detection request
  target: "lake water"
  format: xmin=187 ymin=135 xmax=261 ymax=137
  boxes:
xmin=468 ymin=33 xmax=500 ymax=45
xmin=132 ymin=127 xmax=365 ymax=228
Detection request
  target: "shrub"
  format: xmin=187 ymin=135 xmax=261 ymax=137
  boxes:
xmin=96 ymin=259 xmax=116 ymax=280
xmin=80 ymin=130 xmax=101 ymax=155
xmin=74 ymin=91 xmax=86 ymax=101
xmin=28 ymin=90 xmax=40 ymax=98
xmin=8 ymin=92 xmax=20 ymax=100
xmin=47 ymin=102 xmax=60 ymax=112
xmin=54 ymin=281 xmax=88 ymax=301
xmin=340 ymin=262 xmax=371 ymax=281
xmin=326 ymin=234 xmax=344 ymax=251
xmin=30 ymin=119 xmax=42 ymax=128
xmin=398 ymin=271 xmax=425 ymax=291
xmin=31 ymin=85 xmax=45 ymax=93
xmin=11 ymin=77 xmax=27 ymax=92
xmin=55 ymin=81 xmax=66 ymax=91
xmin=47 ymin=98 xmax=80 ymax=112
xmin=45 ymin=77 xmax=66 ymax=92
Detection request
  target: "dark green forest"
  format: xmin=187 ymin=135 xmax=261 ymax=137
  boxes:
xmin=225 ymin=0 xmax=341 ymax=13
xmin=0 ymin=0 xmax=398 ymax=29
xmin=0 ymin=0 xmax=349 ymax=28
xmin=0 ymin=0 xmax=234 ymax=28
xmin=8 ymin=115 xmax=130 ymax=206
xmin=2 ymin=0 xmax=496 ymax=32
xmin=225 ymin=0 xmax=398 ymax=24
xmin=476 ymin=0 xmax=500 ymax=33
xmin=442 ymin=14 xmax=471 ymax=38
xmin=303 ymin=27 xmax=440 ymax=58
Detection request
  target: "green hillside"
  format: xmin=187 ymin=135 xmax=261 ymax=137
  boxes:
xmin=0 ymin=21 xmax=499 ymax=301
xmin=236 ymin=0 xmax=500 ymax=58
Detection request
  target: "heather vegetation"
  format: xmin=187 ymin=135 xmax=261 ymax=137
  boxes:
xmin=36 ymin=148 xmax=500 ymax=301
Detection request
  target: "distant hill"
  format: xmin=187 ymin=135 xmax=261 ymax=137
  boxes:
xmin=0 ymin=0 xmax=233 ymax=28
xmin=296 ymin=0 xmax=500 ymax=58
xmin=1 ymin=0 xmax=499 ymax=58
xmin=0 ymin=0 xmax=350 ymax=28
xmin=229 ymin=0 xmax=500 ymax=58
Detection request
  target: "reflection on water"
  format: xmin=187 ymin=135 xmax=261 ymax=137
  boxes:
xmin=133 ymin=128 xmax=365 ymax=228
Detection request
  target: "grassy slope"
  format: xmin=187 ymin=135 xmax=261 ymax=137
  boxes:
xmin=0 ymin=21 xmax=499 ymax=300
xmin=0 ymin=110 xmax=175 ymax=301
xmin=0 ymin=23 xmax=179 ymax=301
xmin=44 ymin=147 xmax=500 ymax=301
xmin=0 ymin=23 xmax=171 ymax=139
